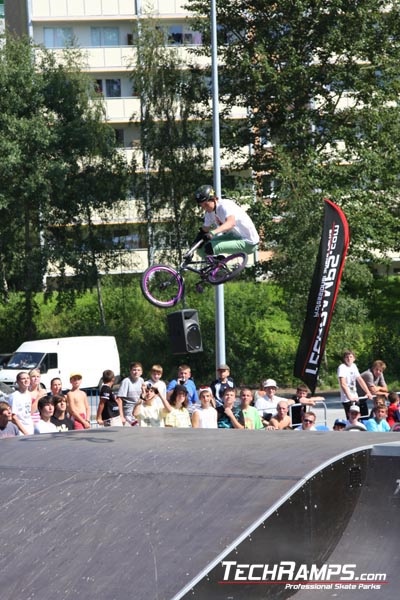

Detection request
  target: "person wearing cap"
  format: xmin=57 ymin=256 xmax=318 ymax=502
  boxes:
xmin=364 ymin=404 xmax=391 ymax=432
xmin=210 ymin=364 xmax=236 ymax=408
xmin=66 ymin=372 xmax=90 ymax=430
xmin=191 ymin=387 xmax=218 ymax=428
xmin=34 ymin=397 xmax=57 ymax=434
xmin=193 ymin=184 xmax=259 ymax=258
xmin=345 ymin=404 xmax=367 ymax=431
xmin=254 ymin=378 xmax=292 ymax=420
xmin=164 ymin=385 xmax=191 ymax=428
xmin=333 ymin=418 xmax=347 ymax=431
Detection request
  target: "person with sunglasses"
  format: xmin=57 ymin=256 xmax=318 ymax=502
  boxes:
xmin=296 ymin=411 xmax=317 ymax=431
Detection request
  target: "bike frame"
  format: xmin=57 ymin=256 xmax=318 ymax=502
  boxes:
xmin=177 ymin=239 xmax=214 ymax=281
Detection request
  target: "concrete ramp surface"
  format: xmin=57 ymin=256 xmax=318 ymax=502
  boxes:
xmin=0 ymin=429 xmax=398 ymax=599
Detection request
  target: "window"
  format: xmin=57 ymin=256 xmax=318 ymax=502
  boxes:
xmin=167 ymin=25 xmax=183 ymax=45
xmin=95 ymin=79 xmax=121 ymax=98
xmin=156 ymin=24 xmax=203 ymax=46
xmin=91 ymin=27 xmax=120 ymax=46
xmin=40 ymin=353 xmax=58 ymax=373
xmin=105 ymin=79 xmax=121 ymax=98
xmin=43 ymin=27 xmax=73 ymax=48
xmin=113 ymin=129 xmax=124 ymax=146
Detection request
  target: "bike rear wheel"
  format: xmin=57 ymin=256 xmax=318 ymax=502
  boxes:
xmin=207 ymin=253 xmax=248 ymax=285
xmin=141 ymin=265 xmax=184 ymax=308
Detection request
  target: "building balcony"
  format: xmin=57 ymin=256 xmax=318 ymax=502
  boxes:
xmin=31 ymin=0 xmax=189 ymax=20
xmin=103 ymin=97 xmax=140 ymax=122
xmin=121 ymin=145 xmax=250 ymax=171
xmin=50 ymin=45 xmax=210 ymax=72
xmin=102 ymin=97 xmax=247 ymax=123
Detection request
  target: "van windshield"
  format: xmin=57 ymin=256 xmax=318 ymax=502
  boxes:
xmin=6 ymin=352 xmax=45 ymax=370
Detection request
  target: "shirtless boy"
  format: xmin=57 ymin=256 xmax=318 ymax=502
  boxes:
xmin=66 ymin=372 xmax=91 ymax=430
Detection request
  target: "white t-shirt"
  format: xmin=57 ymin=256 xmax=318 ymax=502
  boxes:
xmin=34 ymin=420 xmax=58 ymax=434
xmin=192 ymin=406 xmax=218 ymax=428
xmin=337 ymin=362 xmax=360 ymax=403
xmin=345 ymin=420 xmax=366 ymax=431
xmin=204 ymin=199 xmax=259 ymax=244
xmin=254 ymin=395 xmax=286 ymax=416
xmin=9 ymin=390 xmax=34 ymax=435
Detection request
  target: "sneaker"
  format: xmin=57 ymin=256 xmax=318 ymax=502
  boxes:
xmin=206 ymin=254 xmax=225 ymax=263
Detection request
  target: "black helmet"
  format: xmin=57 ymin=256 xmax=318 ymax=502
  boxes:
xmin=195 ymin=184 xmax=216 ymax=203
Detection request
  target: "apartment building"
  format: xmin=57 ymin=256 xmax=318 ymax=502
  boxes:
xmin=4 ymin=0 xmax=250 ymax=278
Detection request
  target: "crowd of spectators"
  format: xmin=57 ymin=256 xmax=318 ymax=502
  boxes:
xmin=1 ymin=354 xmax=399 ymax=438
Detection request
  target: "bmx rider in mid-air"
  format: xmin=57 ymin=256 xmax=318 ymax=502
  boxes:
xmin=190 ymin=185 xmax=259 ymax=258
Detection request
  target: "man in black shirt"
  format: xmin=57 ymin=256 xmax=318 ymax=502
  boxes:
xmin=97 ymin=369 xmax=126 ymax=427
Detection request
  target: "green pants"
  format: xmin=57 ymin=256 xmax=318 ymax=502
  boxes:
xmin=198 ymin=232 xmax=258 ymax=257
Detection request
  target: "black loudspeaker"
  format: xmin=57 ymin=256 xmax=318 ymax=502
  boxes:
xmin=167 ymin=309 xmax=203 ymax=354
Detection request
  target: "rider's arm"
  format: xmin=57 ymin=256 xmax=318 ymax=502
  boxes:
xmin=208 ymin=215 xmax=236 ymax=237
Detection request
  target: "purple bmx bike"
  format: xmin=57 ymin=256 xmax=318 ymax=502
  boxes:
xmin=141 ymin=239 xmax=248 ymax=308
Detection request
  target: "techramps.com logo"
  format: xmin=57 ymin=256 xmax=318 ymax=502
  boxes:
xmin=219 ymin=561 xmax=388 ymax=591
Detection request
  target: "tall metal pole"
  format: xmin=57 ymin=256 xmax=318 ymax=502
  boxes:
xmin=135 ymin=0 xmax=154 ymax=266
xmin=210 ymin=0 xmax=226 ymax=367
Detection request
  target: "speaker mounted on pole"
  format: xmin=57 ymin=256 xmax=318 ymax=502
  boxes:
xmin=167 ymin=309 xmax=203 ymax=354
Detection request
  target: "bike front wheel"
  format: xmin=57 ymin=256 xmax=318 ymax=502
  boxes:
xmin=141 ymin=265 xmax=184 ymax=308
xmin=207 ymin=253 xmax=248 ymax=285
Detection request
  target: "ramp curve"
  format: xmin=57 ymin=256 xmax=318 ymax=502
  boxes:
xmin=0 ymin=429 xmax=398 ymax=599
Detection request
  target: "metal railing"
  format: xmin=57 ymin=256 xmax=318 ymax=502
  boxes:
xmin=289 ymin=400 xmax=328 ymax=429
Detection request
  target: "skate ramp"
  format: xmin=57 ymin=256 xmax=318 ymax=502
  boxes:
xmin=0 ymin=429 xmax=398 ymax=600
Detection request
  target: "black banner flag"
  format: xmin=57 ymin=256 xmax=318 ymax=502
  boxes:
xmin=294 ymin=198 xmax=349 ymax=393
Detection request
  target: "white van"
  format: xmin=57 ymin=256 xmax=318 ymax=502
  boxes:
xmin=0 ymin=336 xmax=120 ymax=391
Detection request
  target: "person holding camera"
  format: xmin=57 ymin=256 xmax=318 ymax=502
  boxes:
xmin=166 ymin=364 xmax=198 ymax=405
xmin=133 ymin=383 xmax=172 ymax=427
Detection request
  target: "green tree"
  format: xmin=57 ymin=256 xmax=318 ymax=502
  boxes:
xmin=0 ymin=34 xmax=130 ymax=334
xmin=130 ymin=17 xmax=211 ymax=263
xmin=187 ymin=1 xmax=400 ymax=301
